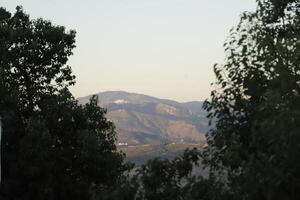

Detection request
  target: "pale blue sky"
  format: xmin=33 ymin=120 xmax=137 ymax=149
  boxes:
xmin=2 ymin=0 xmax=256 ymax=102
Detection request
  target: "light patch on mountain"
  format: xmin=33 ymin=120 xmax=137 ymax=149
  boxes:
xmin=77 ymin=91 xmax=208 ymax=146
xmin=114 ymin=99 xmax=129 ymax=104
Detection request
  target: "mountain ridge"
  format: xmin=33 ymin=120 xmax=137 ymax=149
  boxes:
xmin=77 ymin=91 xmax=208 ymax=146
xmin=77 ymin=91 xmax=203 ymax=106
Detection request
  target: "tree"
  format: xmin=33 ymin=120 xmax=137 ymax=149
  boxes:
xmin=0 ymin=7 xmax=125 ymax=200
xmin=134 ymin=149 xmax=200 ymax=200
xmin=203 ymin=0 xmax=300 ymax=199
xmin=101 ymin=148 xmax=225 ymax=200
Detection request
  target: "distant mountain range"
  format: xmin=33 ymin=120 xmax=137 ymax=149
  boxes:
xmin=77 ymin=91 xmax=208 ymax=146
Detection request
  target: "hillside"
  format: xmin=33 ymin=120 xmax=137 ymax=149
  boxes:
xmin=78 ymin=91 xmax=208 ymax=146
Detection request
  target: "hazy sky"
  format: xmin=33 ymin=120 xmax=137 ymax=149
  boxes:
xmin=2 ymin=0 xmax=256 ymax=102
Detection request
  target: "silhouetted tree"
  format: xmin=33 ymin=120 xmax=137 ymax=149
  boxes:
xmin=134 ymin=148 xmax=199 ymax=200
xmin=99 ymin=148 xmax=227 ymax=200
xmin=203 ymin=0 xmax=300 ymax=199
xmin=0 ymin=7 xmax=125 ymax=200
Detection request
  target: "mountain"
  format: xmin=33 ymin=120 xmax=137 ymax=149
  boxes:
xmin=77 ymin=91 xmax=208 ymax=146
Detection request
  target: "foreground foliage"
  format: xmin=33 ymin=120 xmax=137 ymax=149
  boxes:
xmin=0 ymin=7 xmax=125 ymax=200
xmin=98 ymin=149 xmax=228 ymax=200
xmin=203 ymin=0 xmax=300 ymax=199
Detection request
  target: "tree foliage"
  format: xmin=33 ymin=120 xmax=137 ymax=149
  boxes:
xmin=99 ymin=148 xmax=227 ymax=200
xmin=0 ymin=7 xmax=125 ymax=200
xmin=203 ymin=0 xmax=300 ymax=199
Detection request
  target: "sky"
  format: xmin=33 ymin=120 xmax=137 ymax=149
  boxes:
xmin=2 ymin=0 xmax=256 ymax=102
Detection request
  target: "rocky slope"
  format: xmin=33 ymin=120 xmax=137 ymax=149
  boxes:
xmin=77 ymin=91 xmax=208 ymax=146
